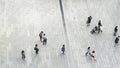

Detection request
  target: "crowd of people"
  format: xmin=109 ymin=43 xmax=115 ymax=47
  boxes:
xmin=21 ymin=31 xmax=65 ymax=60
xmin=21 ymin=16 xmax=119 ymax=62
xmin=21 ymin=31 xmax=48 ymax=60
xmin=86 ymin=16 xmax=119 ymax=61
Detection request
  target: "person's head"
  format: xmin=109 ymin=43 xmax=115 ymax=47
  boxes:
xmin=35 ymin=44 xmax=38 ymax=47
xmin=99 ymin=20 xmax=101 ymax=23
xmin=41 ymin=31 xmax=43 ymax=33
xmin=92 ymin=51 xmax=95 ymax=53
xmin=116 ymin=26 xmax=118 ymax=28
xmin=44 ymin=34 xmax=45 ymax=36
xmin=88 ymin=47 xmax=90 ymax=49
xmin=63 ymin=44 xmax=65 ymax=47
xmin=22 ymin=50 xmax=24 ymax=53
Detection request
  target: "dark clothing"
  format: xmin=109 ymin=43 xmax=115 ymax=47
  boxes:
xmin=89 ymin=53 xmax=94 ymax=58
xmin=114 ymin=28 xmax=118 ymax=32
xmin=114 ymin=37 xmax=119 ymax=47
xmin=95 ymin=26 xmax=98 ymax=31
xmin=114 ymin=27 xmax=118 ymax=36
xmin=91 ymin=29 xmax=96 ymax=34
xmin=43 ymin=37 xmax=47 ymax=45
xmin=98 ymin=26 xmax=102 ymax=33
xmin=114 ymin=32 xmax=117 ymax=36
xmin=87 ymin=16 xmax=92 ymax=24
xmin=115 ymin=37 xmax=119 ymax=44
xmin=21 ymin=51 xmax=25 ymax=60
xmin=61 ymin=47 xmax=65 ymax=54
xmin=98 ymin=22 xmax=102 ymax=27
xmin=85 ymin=51 xmax=89 ymax=56
xmin=34 ymin=47 xmax=39 ymax=54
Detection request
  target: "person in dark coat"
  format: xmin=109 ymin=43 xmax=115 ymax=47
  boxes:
xmin=114 ymin=37 xmax=119 ymax=47
xmin=98 ymin=20 xmax=102 ymax=27
xmin=114 ymin=26 xmax=118 ymax=36
xmin=34 ymin=44 xmax=39 ymax=55
xmin=21 ymin=50 xmax=25 ymax=60
xmin=61 ymin=44 xmax=65 ymax=55
xmin=87 ymin=16 xmax=92 ymax=26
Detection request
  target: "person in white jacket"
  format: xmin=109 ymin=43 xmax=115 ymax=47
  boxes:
xmin=43 ymin=34 xmax=47 ymax=45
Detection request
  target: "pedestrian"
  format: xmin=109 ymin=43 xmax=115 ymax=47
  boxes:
xmin=87 ymin=16 xmax=92 ymax=26
xmin=61 ymin=44 xmax=65 ymax=55
xmin=34 ymin=44 xmax=39 ymax=55
xmin=43 ymin=34 xmax=47 ymax=45
xmin=114 ymin=36 xmax=119 ymax=47
xmin=98 ymin=20 xmax=102 ymax=27
xmin=21 ymin=50 xmax=25 ymax=60
xmin=89 ymin=51 xmax=96 ymax=61
xmin=39 ymin=31 xmax=43 ymax=42
xmin=85 ymin=47 xmax=91 ymax=56
xmin=114 ymin=26 xmax=118 ymax=36
xmin=90 ymin=26 xmax=98 ymax=34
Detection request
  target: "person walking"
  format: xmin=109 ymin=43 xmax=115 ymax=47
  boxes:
xmin=39 ymin=31 xmax=43 ymax=42
xmin=114 ymin=26 xmax=118 ymax=36
xmin=86 ymin=16 xmax=92 ymax=26
xmin=114 ymin=36 xmax=119 ymax=47
xmin=61 ymin=44 xmax=65 ymax=55
xmin=43 ymin=34 xmax=47 ymax=45
xmin=34 ymin=44 xmax=39 ymax=55
xmin=85 ymin=47 xmax=91 ymax=56
xmin=21 ymin=50 xmax=25 ymax=60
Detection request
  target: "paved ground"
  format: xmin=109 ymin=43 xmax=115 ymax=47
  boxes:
xmin=0 ymin=0 xmax=120 ymax=68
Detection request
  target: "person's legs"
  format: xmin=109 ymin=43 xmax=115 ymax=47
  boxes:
xmin=85 ymin=51 xmax=89 ymax=56
xmin=45 ymin=40 xmax=47 ymax=45
xmin=43 ymin=40 xmax=45 ymax=45
xmin=36 ymin=50 xmax=38 ymax=54
xmin=114 ymin=43 xmax=117 ymax=47
xmin=22 ymin=54 xmax=25 ymax=60
xmin=63 ymin=51 xmax=65 ymax=55
xmin=114 ymin=32 xmax=117 ymax=36
xmin=40 ymin=36 xmax=42 ymax=42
